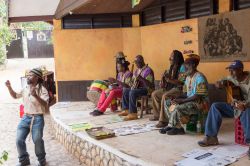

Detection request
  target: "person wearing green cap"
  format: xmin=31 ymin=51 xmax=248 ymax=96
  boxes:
xmin=5 ymin=68 xmax=49 ymax=166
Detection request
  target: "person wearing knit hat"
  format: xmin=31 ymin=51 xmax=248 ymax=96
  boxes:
xmin=29 ymin=68 xmax=43 ymax=79
xmin=5 ymin=67 xmax=49 ymax=166
xmin=160 ymin=54 xmax=209 ymax=135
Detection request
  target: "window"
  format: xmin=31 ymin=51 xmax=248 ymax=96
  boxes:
xmin=163 ymin=0 xmax=186 ymax=22
xmin=141 ymin=0 xmax=218 ymax=26
xmin=62 ymin=14 xmax=132 ymax=29
xmin=233 ymin=0 xmax=250 ymax=10
xmin=189 ymin=0 xmax=215 ymax=18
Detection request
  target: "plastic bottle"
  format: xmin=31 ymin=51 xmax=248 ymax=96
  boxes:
xmin=196 ymin=121 xmax=201 ymax=134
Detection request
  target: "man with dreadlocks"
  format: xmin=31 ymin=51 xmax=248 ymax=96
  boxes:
xmin=150 ymin=50 xmax=186 ymax=128
xmin=6 ymin=68 xmax=49 ymax=166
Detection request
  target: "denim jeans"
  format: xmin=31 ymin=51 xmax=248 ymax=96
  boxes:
xmin=16 ymin=115 xmax=46 ymax=163
xmin=122 ymin=88 xmax=148 ymax=113
xmin=205 ymin=102 xmax=250 ymax=144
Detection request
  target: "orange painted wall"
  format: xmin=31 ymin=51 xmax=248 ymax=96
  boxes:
xmin=122 ymin=27 xmax=142 ymax=64
xmin=140 ymin=19 xmax=198 ymax=80
xmin=219 ymin=0 xmax=232 ymax=13
xmin=53 ymin=12 xmax=250 ymax=85
xmin=53 ymin=24 xmax=124 ymax=81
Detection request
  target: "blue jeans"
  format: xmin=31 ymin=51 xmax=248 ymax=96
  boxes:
xmin=205 ymin=102 xmax=250 ymax=144
xmin=16 ymin=115 xmax=46 ymax=163
xmin=122 ymin=88 xmax=148 ymax=113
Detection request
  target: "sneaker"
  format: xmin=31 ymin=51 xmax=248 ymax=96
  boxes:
xmin=155 ymin=121 xmax=168 ymax=128
xmin=89 ymin=110 xmax=97 ymax=115
xmin=16 ymin=159 xmax=30 ymax=166
xmin=167 ymin=127 xmax=185 ymax=135
xmin=197 ymin=136 xmax=219 ymax=147
xmin=159 ymin=126 xmax=172 ymax=134
xmin=90 ymin=110 xmax=103 ymax=116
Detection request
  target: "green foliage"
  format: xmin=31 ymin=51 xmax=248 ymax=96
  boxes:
xmin=0 ymin=0 xmax=14 ymax=64
xmin=20 ymin=21 xmax=52 ymax=31
xmin=0 ymin=151 xmax=8 ymax=165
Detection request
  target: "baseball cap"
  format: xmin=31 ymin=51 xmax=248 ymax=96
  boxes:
xmin=226 ymin=60 xmax=243 ymax=69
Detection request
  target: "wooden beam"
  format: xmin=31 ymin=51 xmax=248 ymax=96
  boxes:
xmin=55 ymin=0 xmax=89 ymax=19
xmin=55 ymin=0 xmax=155 ymax=19
xmin=9 ymin=15 xmax=54 ymax=23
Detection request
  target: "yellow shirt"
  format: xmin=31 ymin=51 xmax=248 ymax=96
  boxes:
xmin=16 ymin=85 xmax=49 ymax=114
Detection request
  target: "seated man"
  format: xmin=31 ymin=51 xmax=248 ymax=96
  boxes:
xmin=198 ymin=60 xmax=250 ymax=159
xmin=90 ymin=60 xmax=132 ymax=116
xmin=119 ymin=55 xmax=155 ymax=121
xmin=150 ymin=50 xmax=186 ymax=128
xmin=160 ymin=54 xmax=209 ymax=135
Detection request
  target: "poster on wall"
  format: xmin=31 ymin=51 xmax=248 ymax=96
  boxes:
xmin=198 ymin=9 xmax=250 ymax=62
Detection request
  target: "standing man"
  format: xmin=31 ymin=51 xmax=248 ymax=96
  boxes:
xmin=119 ymin=55 xmax=155 ymax=121
xmin=198 ymin=60 xmax=250 ymax=159
xmin=6 ymin=68 xmax=49 ymax=166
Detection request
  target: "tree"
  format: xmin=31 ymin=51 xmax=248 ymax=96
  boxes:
xmin=0 ymin=0 xmax=14 ymax=65
xmin=20 ymin=21 xmax=52 ymax=31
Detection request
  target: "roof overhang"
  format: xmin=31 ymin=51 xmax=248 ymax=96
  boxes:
xmin=8 ymin=0 xmax=60 ymax=23
xmin=55 ymin=0 xmax=155 ymax=19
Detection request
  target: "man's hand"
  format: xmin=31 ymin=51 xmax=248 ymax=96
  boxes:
xmin=234 ymin=101 xmax=246 ymax=111
xmin=171 ymin=98 xmax=185 ymax=105
xmin=30 ymin=87 xmax=37 ymax=97
xmin=5 ymin=80 xmax=11 ymax=88
xmin=108 ymin=77 xmax=116 ymax=83
xmin=215 ymin=81 xmax=224 ymax=89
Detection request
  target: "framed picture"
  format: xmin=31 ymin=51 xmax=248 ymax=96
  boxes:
xmin=198 ymin=9 xmax=250 ymax=62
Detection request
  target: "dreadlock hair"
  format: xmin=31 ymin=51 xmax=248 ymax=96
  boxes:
xmin=37 ymin=77 xmax=44 ymax=96
xmin=169 ymin=50 xmax=184 ymax=80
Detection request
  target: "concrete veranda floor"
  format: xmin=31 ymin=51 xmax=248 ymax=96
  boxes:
xmin=50 ymin=102 xmax=250 ymax=166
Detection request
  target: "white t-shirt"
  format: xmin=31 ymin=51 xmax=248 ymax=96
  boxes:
xmin=16 ymin=84 xmax=49 ymax=114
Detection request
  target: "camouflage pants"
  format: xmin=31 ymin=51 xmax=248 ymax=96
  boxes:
xmin=164 ymin=100 xmax=200 ymax=127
